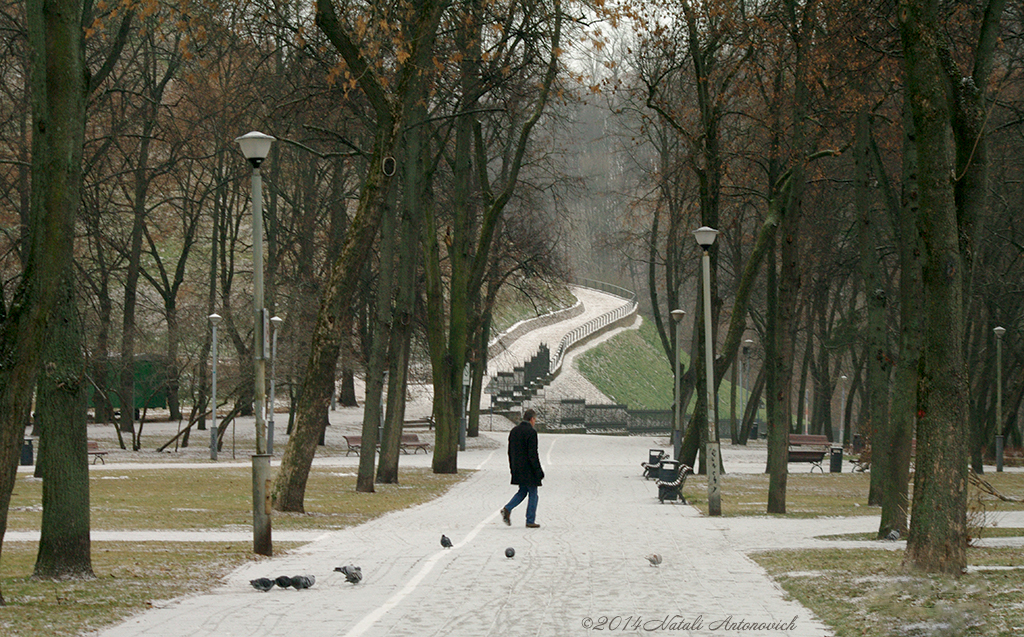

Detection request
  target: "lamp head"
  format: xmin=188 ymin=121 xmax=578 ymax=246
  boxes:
xmin=234 ymin=131 xmax=276 ymax=168
xmin=994 ymin=326 xmax=1007 ymax=338
xmin=670 ymin=309 xmax=686 ymax=322
xmin=209 ymin=313 xmax=222 ymax=327
xmin=693 ymin=226 xmax=719 ymax=249
xmin=271 ymin=315 xmax=284 ymax=327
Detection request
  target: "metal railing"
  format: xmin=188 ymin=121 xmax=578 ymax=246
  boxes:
xmin=549 ymin=280 xmax=638 ymax=376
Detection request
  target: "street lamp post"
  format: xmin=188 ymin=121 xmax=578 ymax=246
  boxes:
xmin=995 ymin=326 xmax=1006 ymax=472
xmin=268 ymin=315 xmax=283 ymax=456
xmin=235 ymin=130 xmax=275 ymax=557
xmin=743 ymin=339 xmax=753 ymax=439
xmin=694 ymin=226 xmax=721 ymax=516
xmin=210 ymin=314 xmax=221 ymax=461
xmin=839 ymin=375 xmax=848 ymax=447
xmin=671 ymin=309 xmax=686 ymax=459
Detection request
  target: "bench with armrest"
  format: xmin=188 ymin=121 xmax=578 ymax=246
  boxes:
xmin=87 ymin=441 xmax=108 ymax=464
xmin=641 ymin=448 xmax=666 ymax=480
xmin=655 ymin=459 xmax=692 ymax=503
xmin=852 ymin=439 xmax=916 ymax=472
xmin=787 ymin=434 xmax=831 ymax=472
xmin=343 ymin=435 xmax=374 ymax=456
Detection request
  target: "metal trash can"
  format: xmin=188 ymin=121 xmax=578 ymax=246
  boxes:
xmin=830 ymin=446 xmax=843 ymax=473
xmin=748 ymin=424 xmax=758 ymax=441
xmin=20 ymin=439 xmax=33 ymax=466
xmin=648 ymin=449 xmax=665 ymax=465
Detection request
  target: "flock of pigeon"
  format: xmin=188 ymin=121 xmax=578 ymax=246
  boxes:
xmin=251 ymin=534 xmax=662 ymax=592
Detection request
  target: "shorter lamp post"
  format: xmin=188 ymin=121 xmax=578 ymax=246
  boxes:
xmin=995 ymin=326 xmax=1006 ymax=472
xmin=742 ymin=338 xmax=753 ymax=439
xmin=268 ymin=315 xmax=283 ymax=456
xmin=839 ymin=374 xmax=848 ymax=447
xmin=209 ymin=313 xmax=221 ymax=461
xmin=694 ymin=225 xmax=721 ymax=517
xmin=671 ymin=309 xmax=686 ymax=459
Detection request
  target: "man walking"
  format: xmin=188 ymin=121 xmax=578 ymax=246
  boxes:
xmin=501 ymin=408 xmax=544 ymax=528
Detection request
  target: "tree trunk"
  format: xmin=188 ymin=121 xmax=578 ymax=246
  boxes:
xmin=880 ymin=104 xmax=922 ymax=540
xmin=0 ymin=0 xmax=87 ymax=605
xmin=34 ymin=277 xmax=93 ymax=579
xmin=857 ymin=110 xmax=892 ymax=507
xmin=900 ymin=0 xmax=970 ymax=574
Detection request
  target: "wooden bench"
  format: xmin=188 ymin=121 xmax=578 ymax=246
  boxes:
xmin=787 ymin=434 xmax=831 ymax=472
xmin=87 ymin=441 xmax=108 ymax=464
xmin=400 ymin=433 xmax=431 ymax=454
xmin=343 ymin=435 xmax=373 ymax=456
xmin=655 ymin=460 xmax=692 ymax=503
xmin=404 ymin=417 xmax=434 ymax=430
xmin=344 ymin=433 xmax=432 ymax=455
xmin=852 ymin=439 xmax=916 ymax=472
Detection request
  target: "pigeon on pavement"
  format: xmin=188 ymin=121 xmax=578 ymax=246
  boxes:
xmin=291 ymin=575 xmax=316 ymax=589
xmin=441 ymin=534 xmax=453 ymax=548
xmin=250 ymin=577 xmax=275 ymax=592
xmin=335 ymin=565 xmax=363 ymax=584
xmin=274 ymin=575 xmax=294 ymax=589
xmin=646 ymin=554 xmax=662 ymax=567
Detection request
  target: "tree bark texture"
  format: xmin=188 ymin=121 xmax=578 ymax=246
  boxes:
xmin=900 ymin=0 xmax=970 ymax=574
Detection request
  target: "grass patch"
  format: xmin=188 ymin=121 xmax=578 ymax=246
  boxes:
xmin=9 ymin=467 xmax=466 ymax=532
xmin=3 ymin=467 xmax=469 ymax=635
xmin=576 ymin=316 xmax=766 ymax=419
xmin=0 ymin=541 xmax=290 ymax=637
xmin=751 ymin=547 xmax=1024 ymax=636
xmin=680 ymin=469 xmax=1024 ymax=518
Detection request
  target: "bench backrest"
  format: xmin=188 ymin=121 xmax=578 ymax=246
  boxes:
xmin=87 ymin=441 xmax=101 ymax=450
xmin=344 ymin=435 xmax=362 ymax=444
xmin=788 ymin=434 xmax=830 ymax=448
xmin=400 ymin=434 xmax=421 ymax=443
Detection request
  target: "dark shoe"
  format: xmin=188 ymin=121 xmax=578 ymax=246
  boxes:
xmin=526 ymin=523 xmax=540 ymax=528
xmin=501 ymin=508 xmax=511 ymax=526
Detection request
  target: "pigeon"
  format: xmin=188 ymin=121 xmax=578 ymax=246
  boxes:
xmin=505 ymin=547 xmax=515 ymax=558
xmin=291 ymin=575 xmax=315 ymax=590
xmin=274 ymin=575 xmax=294 ymax=589
xmin=646 ymin=554 xmax=662 ymax=567
xmin=441 ymin=534 xmax=453 ymax=548
xmin=250 ymin=577 xmax=275 ymax=592
xmin=885 ymin=529 xmax=901 ymax=541
xmin=335 ymin=565 xmax=363 ymax=584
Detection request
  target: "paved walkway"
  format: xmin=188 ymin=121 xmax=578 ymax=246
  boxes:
xmin=92 ymin=435 xmax=843 ymax=637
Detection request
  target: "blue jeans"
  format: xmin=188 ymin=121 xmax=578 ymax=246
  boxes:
xmin=504 ymin=485 xmax=538 ymax=524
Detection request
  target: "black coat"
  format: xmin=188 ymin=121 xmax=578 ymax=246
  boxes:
xmin=508 ymin=421 xmax=544 ymax=487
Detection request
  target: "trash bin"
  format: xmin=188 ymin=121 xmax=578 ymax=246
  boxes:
xmin=852 ymin=434 xmax=864 ymax=454
xmin=648 ymin=449 xmax=665 ymax=465
xmin=830 ymin=446 xmax=843 ymax=473
xmin=748 ymin=424 xmax=758 ymax=441
xmin=20 ymin=439 xmax=33 ymax=466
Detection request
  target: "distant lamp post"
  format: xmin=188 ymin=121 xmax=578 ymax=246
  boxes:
xmin=694 ymin=225 xmax=721 ymax=516
xmin=839 ymin=375 xmax=848 ymax=447
xmin=671 ymin=309 xmax=687 ymax=459
xmin=235 ymin=130 xmax=275 ymax=557
xmin=743 ymin=339 xmax=754 ymax=439
xmin=268 ymin=315 xmax=283 ymax=456
xmin=995 ymin=326 xmax=1006 ymax=472
xmin=209 ymin=313 xmax=221 ymax=461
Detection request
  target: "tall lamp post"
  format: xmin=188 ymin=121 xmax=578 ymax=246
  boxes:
xmin=742 ymin=339 xmax=753 ymax=439
xmin=839 ymin=374 xmax=848 ymax=447
xmin=235 ymin=130 xmax=275 ymax=556
xmin=671 ymin=309 xmax=686 ymax=459
xmin=268 ymin=315 xmax=283 ymax=456
xmin=694 ymin=226 xmax=721 ymax=516
xmin=995 ymin=326 xmax=1006 ymax=472
xmin=209 ymin=314 xmax=221 ymax=461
